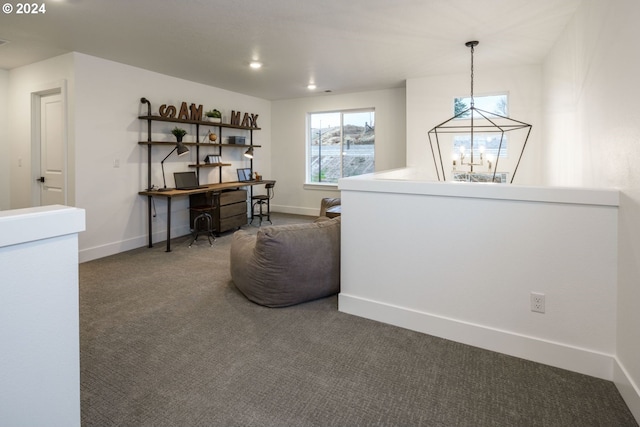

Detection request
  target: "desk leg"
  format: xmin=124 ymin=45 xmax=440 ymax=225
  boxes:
xmin=166 ymin=197 xmax=172 ymax=252
xmin=147 ymin=195 xmax=153 ymax=248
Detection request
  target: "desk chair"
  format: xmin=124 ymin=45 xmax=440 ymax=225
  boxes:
xmin=189 ymin=192 xmax=216 ymax=247
xmin=250 ymin=181 xmax=275 ymax=225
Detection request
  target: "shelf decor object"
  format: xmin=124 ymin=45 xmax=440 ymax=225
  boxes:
xmin=205 ymin=109 xmax=222 ymax=123
xmin=427 ymin=41 xmax=532 ymax=183
xmin=171 ymin=127 xmax=187 ymax=142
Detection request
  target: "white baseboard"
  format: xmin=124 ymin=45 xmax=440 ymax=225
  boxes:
xmin=338 ymin=293 xmax=615 ymax=381
xmin=272 ymin=204 xmax=319 ymax=217
xmin=614 ymin=358 xmax=640 ymax=423
xmin=79 ymin=206 xmax=321 ymax=262
xmin=79 ymin=226 xmax=190 ymax=263
xmin=79 ymin=205 xmax=321 ymax=263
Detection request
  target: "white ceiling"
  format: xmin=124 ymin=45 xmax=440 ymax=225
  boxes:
xmin=0 ymin=0 xmax=581 ymax=100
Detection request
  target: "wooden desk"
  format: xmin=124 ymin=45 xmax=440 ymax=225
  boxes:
xmin=139 ymin=180 xmax=274 ymax=252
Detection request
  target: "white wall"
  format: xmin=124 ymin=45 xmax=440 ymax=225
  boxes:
xmin=542 ymin=0 xmax=640 ymax=419
xmin=72 ymin=53 xmax=271 ymax=261
xmin=0 ymin=69 xmax=8 ymax=210
xmin=8 ymin=53 xmax=76 ymax=209
xmin=406 ymin=65 xmax=542 ymax=185
xmin=8 ymin=52 xmax=271 ymax=262
xmin=339 ymin=173 xmax=619 ymax=380
xmin=0 ymin=205 xmax=85 ymax=427
xmin=271 ymin=89 xmax=406 ymax=216
xmin=7 ymin=57 xmax=405 ymax=248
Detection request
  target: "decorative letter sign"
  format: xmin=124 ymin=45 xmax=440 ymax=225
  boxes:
xmin=159 ymin=104 xmax=177 ymax=118
xmin=230 ymin=110 xmax=242 ymax=126
xmin=159 ymin=101 xmax=204 ymax=121
xmin=231 ymin=111 xmax=259 ymax=128
xmin=177 ymin=102 xmax=190 ymax=120
xmin=155 ymin=101 xmax=257 ymax=127
xmin=190 ymin=104 xmax=203 ymax=121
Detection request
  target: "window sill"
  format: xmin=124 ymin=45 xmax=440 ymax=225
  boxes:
xmin=303 ymin=182 xmax=340 ymax=191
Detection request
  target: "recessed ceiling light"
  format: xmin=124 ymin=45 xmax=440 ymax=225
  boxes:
xmin=307 ymin=84 xmax=317 ymax=90
xmin=249 ymin=61 xmax=262 ymax=69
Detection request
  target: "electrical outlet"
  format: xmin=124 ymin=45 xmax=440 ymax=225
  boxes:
xmin=531 ymin=292 xmax=545 ymax=313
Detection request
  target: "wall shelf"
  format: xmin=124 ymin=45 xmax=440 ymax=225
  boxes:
xmin=138 ymin=99 xmax=260 ymax=188
xmin=138 ymin=114 xmax=261 ymax=131
xmin=138 ymin=141 xmax=261 ymax=148
xmin=188 ymin=163 xmax=232 ymax=168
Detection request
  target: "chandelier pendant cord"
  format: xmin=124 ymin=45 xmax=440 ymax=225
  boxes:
xmin=470 ymin=43 xmax=475 ymax=108
xmin=469 ymin=42 xmax=476 ymax=167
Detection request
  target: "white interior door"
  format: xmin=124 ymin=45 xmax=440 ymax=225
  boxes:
xmin=38 ymin=92 xmax=65 ymax=206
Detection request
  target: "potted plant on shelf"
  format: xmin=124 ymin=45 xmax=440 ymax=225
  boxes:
xmin=205 ymin=109 xmax=222 ymax=123
xmin=171 ymin=127 xmax=187 ymax=142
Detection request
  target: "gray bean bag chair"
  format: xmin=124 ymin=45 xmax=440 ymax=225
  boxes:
xmin=230 ymin=217 xmax=340 ymax=307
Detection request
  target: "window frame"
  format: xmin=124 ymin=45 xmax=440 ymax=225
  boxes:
xmin=305 ymin=108 xmax=375 ymax=186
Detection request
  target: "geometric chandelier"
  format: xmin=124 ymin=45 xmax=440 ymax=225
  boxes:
xmin=428 ymin=41 xmax=532 ymax=183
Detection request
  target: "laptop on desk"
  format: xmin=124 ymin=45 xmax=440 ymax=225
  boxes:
xmin=174 ymin=171 xmax=207 ymax=190
xmin=237 ymin=168 xmax=254 ymax=183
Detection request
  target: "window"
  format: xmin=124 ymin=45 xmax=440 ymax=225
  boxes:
xmin=307 ymin=109 xmax=375 ymax=184
xmin=452 ymin=93 xmax=509 ymax=159
xmin=453 ymin=93 xmax=508 ymax=118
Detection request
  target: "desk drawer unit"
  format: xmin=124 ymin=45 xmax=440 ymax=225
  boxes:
xmin=221 ymin=201 xmax=247 ymax=218
xmin=217 ymin=189 xmax=247 ymax=233
xmin=219 ymin=190 xmax=247 ymax=205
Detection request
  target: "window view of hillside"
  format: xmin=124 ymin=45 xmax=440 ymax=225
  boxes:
xmin=308 ymin=110 xmax=375 ymax=184
xmin=454 ymin=94 xmax=508 ymax=118
xmin=451 ymin=94 xmax=509 ymax=159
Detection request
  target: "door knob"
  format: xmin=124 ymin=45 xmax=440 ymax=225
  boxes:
xmin=36 ymin=177 xmax=45 ymax=183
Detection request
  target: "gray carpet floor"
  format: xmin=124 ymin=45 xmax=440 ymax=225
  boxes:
xmin=79 ymin=213 xmax=638 ymax=427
